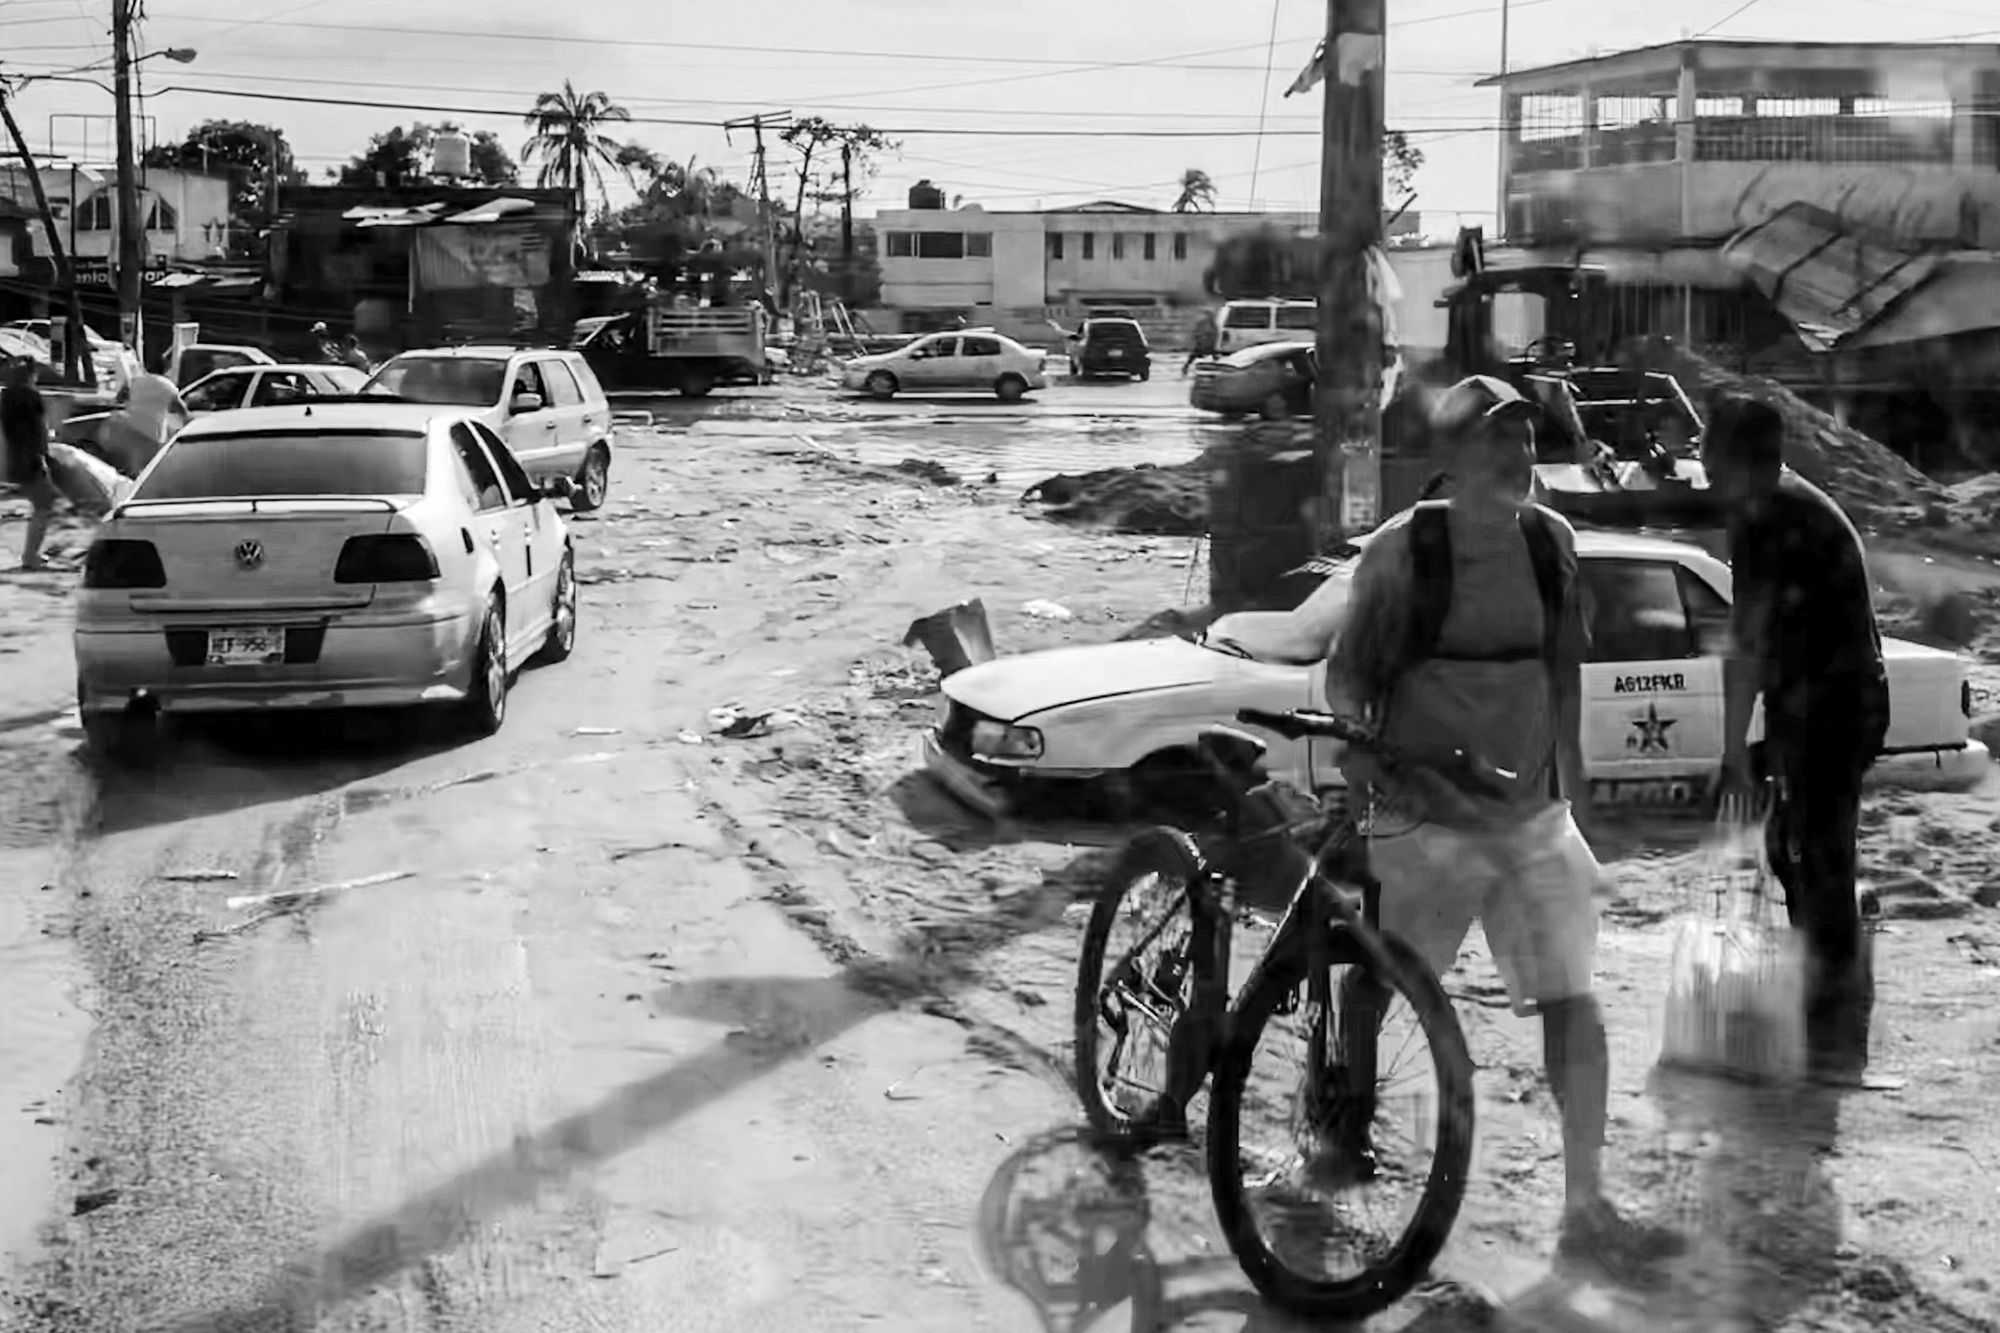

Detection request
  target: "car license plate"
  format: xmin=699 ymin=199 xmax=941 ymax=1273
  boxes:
xmin=1109 ymin=349 xmax=1124 ymax=358
xmin=206 ymin=627 xmax=285 ymax=666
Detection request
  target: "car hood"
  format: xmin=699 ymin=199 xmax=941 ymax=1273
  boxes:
xmin=942 ymin=636 xmax=1223 ymax=721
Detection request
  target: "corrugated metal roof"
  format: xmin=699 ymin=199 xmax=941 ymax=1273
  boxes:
xmin=1721 ymin=202 xmax=1940 ymax=353
xmin=1841 ymin=254 xmax=2000 ymax=350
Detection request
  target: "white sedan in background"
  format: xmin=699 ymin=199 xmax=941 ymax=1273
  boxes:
xmin=74 ymin=401 xmax=580 ymax=757
xmin=841 ymin=328 xmax=1049 ymax=402
xmin=924 ymin=529 xmax=1987 ymax=815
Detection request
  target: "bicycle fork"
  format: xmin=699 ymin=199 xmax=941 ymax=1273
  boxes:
xmin=1153 ymin=875 xmax=1237 ymax=1125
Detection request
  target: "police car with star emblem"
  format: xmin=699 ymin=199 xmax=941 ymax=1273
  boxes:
xmin=923 ymin=528 xmax=1986 ymax=816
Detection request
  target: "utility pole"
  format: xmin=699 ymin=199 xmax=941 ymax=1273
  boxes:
xmin=1312 ymin=0 xmax=1388 ymax=548
xmin=838 ymin=141 xmax=855 ymax=304
xmin=0 ymin=87 xmax=91 ymax=384
xmin=112 ymin=0 xmax=144 ymax=356
xmin=724 ymin=111 xmax=789 ymax=309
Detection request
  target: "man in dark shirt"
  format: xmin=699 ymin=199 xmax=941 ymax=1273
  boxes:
xmin=1 ymin=355 xmax=55 ymax=570
xmin=1703 ymin=396 xmax=1890 ymax=1086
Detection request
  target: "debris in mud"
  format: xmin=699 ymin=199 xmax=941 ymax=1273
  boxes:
xmin=71 ymin=1189 xmax=118 ymax=1217
xmin=1868 ymin=873 xmax=1973 ymax=920
xmin=903 ymin=599 xmax=995 ymax=678
xmin=159 ymin=869 xmax=239 ymax=883
xmin=891 ymin=458 xmax=962 ymax=486
xmin=1021 ymin=598 xmax=1072 ymax=621
xmin=223 ymin=869 xmax=412 ymax=913
xmin=1022 ymin=449 xmax=1216 ymax=536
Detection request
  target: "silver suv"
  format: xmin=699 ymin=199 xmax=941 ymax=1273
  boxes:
xmin=364 ymin=346 xmax=616 ymax=511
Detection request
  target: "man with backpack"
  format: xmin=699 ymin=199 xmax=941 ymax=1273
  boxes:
xmin=1182 ymin=310 xmax=1218 ymax=375
xmin=1326 ymin=374 xmax=1685 ymax=1278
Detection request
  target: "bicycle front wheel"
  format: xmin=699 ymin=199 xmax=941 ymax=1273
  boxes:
xmin=1205 ymin=927 xmax=1474 ymax=1319
xmin=1074 ymin=827 xmax=1217 ymax=1143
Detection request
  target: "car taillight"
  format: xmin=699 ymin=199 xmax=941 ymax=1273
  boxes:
xmin=334 ymin=534 xmax=439 ymax=584
xmin=1964 ymin=680 xmax=1974 ymax=718
xmin=83 ymin=538 xmax=165 ymax=589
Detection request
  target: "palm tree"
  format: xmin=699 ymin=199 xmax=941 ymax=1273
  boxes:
xmin=1172 ymin=168 xmax=1218 ymax=213
xmin=522 ymin=81 xmax=635 ymax=225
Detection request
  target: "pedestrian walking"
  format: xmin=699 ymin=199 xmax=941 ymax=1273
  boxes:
xmin=1 ymin=356 xmax=56 ymax=570
xmin=339 ymin=334 xmax=373 ymax=373
xmin=1181 ymin=310 xmax=1218 ymax=376
xmin=1703 ymin=396 xmax=1890 ymax=1087
xmin=1326 ymin=373 xmax=1686 ymax=1278
xmin=98 ymin=359 xmax=187 ymax=480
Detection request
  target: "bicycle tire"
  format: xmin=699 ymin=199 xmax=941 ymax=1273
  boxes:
xmin=1074 ymin=827 xmax=1218 ymax=1144
xmin=1205 ymin=927 xmax=1475 ymax=1319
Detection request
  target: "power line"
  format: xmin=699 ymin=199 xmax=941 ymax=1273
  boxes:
xmin=143 ymin=80 xmax=1491 ymax=137
xmin=1695 ymin=0 xmax=1769 ymax=36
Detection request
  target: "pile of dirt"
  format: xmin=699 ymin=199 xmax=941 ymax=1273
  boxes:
xmin=1646 ymin=342 xmax=1950 ymax=520
xmin=1021 ymin=450 xmax=1216 ymax=536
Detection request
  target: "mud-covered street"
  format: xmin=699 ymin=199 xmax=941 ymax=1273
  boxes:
xmin=3 ymin=378 xmax=2000 ymax=1333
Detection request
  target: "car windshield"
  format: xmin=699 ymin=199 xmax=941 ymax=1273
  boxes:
xmin=321 ymin=366 xmax=371 ymax=392
xmin=366 ymin=356 xmax=506 ymax=407
xmin=132 ymin=430 xmax=430 ymax=500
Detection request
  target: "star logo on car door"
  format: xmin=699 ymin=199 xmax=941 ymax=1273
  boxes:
xmin=1626 ymin=704 xmax=1676 ymax=755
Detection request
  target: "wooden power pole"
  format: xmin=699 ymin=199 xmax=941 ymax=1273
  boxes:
xmin=0 ymin=87 xmax=91 ymax=384
xmin=726 ymin=111 xmax=790 ymax=308
xmin=112 ymin=0 xmax=145 ymax=355
xmin=1312 ymin=0 xmax=1388 ymax=547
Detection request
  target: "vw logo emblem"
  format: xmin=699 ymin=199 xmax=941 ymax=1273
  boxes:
xmin=234 ymin=539 xmax=266 ymax=570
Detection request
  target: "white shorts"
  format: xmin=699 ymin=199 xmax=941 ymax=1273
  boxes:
xmin=1368 ymin=801 xmax=1601 ymax=1017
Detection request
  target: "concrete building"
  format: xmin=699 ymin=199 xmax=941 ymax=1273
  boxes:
xmin=1485 ymin=39 xmax=2000 ymax=247
xmin=872 ymin=198 xmax=1425 ymax=344
xmin=0 ymin=163 xmax=233 ymax=276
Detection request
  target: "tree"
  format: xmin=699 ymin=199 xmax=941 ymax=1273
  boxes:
xmin=1201 ymin=224 xmax=1316 ymax=300
xmin=143 ymin=118 xmax=305 ymax=254
xmin=335 ymin=122 xmax=518 ymax=187
xmin=521 ymin=81 xmax=635 ymax=227
xmin=776 ymin=117 xmax=897 ymax=303
xmin=1173 ymin=168 xmax=1217 ymax=213
xmin=592 ymin=154 xmax=754 ymax=272
xmin=1385 ymin=131 xmax=1424 ymax=197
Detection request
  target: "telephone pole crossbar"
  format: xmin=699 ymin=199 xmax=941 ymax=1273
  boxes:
xmin=725 ymin=111 xmax=791 ymax=308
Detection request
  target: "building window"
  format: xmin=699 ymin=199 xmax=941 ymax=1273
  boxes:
xmin=1081 ymin=232 xmax=1095 ymax=260
xmin=146 ymin=197 xmax=177 ymax=232
xmin=1048 ymin=232 xmax=1064 ymax=260
xmin=1111 ymin=233 xmax=1126 ymax=260
xmin=1172 ymin=233 xmax=1188 ymax=261
xmin=967 ymin=232 xmax=992 ymax=258
xmin=77 ymin=193 xmax=114 ymax=232
xmin=886 ymin=231 xmax=914 ymax=257
xmin=917 ymin=231 xmax=966 ymax=259
xmin=1143 ymin=232 xmax=1156 ymax=261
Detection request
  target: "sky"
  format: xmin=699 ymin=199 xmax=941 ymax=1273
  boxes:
xmin=3 ymin=0 xmax=1997 ymax=236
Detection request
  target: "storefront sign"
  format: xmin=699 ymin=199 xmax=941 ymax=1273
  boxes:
xmin=71 ymin=256 xmax=170 ymax=288
xmin=413 ymin=226 xmax=552 ymax=291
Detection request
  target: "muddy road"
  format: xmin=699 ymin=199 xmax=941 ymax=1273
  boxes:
xmin=1 ymin=377 xmax=1998 ymax=1333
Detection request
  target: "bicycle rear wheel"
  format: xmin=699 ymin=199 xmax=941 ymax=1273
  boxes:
xmin=1206 ymin=926 xmax=1474 ymax=1319
xmin=1074 ymin=828 xmax=1218 ymax=1143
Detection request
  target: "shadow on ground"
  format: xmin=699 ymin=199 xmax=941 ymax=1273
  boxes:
xmin=85 ymin=707 xmax=465 ymax=838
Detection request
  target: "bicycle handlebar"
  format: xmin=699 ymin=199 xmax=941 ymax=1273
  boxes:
xmin=1233 ymin=708 xmax=1517 ymax=801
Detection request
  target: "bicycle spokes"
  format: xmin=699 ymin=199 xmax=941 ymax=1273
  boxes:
xmin=1093 ymin=876 xmax=1195 ymax=1117
xmin=1232 ymin=962 xmax=1447 ymax=1285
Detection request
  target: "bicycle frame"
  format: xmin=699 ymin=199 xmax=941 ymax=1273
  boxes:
xmin=1153 ymin=800 xmax=1393 ymax=1117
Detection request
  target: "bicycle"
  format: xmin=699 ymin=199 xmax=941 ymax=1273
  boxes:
xmin=1072 ymin=706 xmax=1484 ymax=1319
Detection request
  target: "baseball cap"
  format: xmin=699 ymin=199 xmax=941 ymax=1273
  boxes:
xmin=1434 ymin=374 xmax=1536 ymax=433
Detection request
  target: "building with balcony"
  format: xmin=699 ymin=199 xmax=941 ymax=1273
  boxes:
xmin=1484 ymin=40 xmax=2000 ymax=247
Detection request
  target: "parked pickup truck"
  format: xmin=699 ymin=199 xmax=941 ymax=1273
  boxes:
xmin=576 ymin=301 xmax=769 ymax=397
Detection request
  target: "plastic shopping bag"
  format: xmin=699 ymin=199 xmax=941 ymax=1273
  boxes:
xmin=46 ymin=441 xmax=129 ymax=517
xmin=1658 ymin=797 xmax=1807 ymax=1083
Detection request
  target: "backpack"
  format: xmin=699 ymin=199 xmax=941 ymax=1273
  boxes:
xmin=1404 ymin=500 xmax=1571 ymax=798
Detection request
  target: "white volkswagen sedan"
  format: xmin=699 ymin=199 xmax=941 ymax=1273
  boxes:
xmin=841 ymin=329 xmax=1049 ymax=402
xmin=924 ymin=529 xmax=1988 ymax=815
xmin=74 ymin=401 xmax=579 ymax=756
